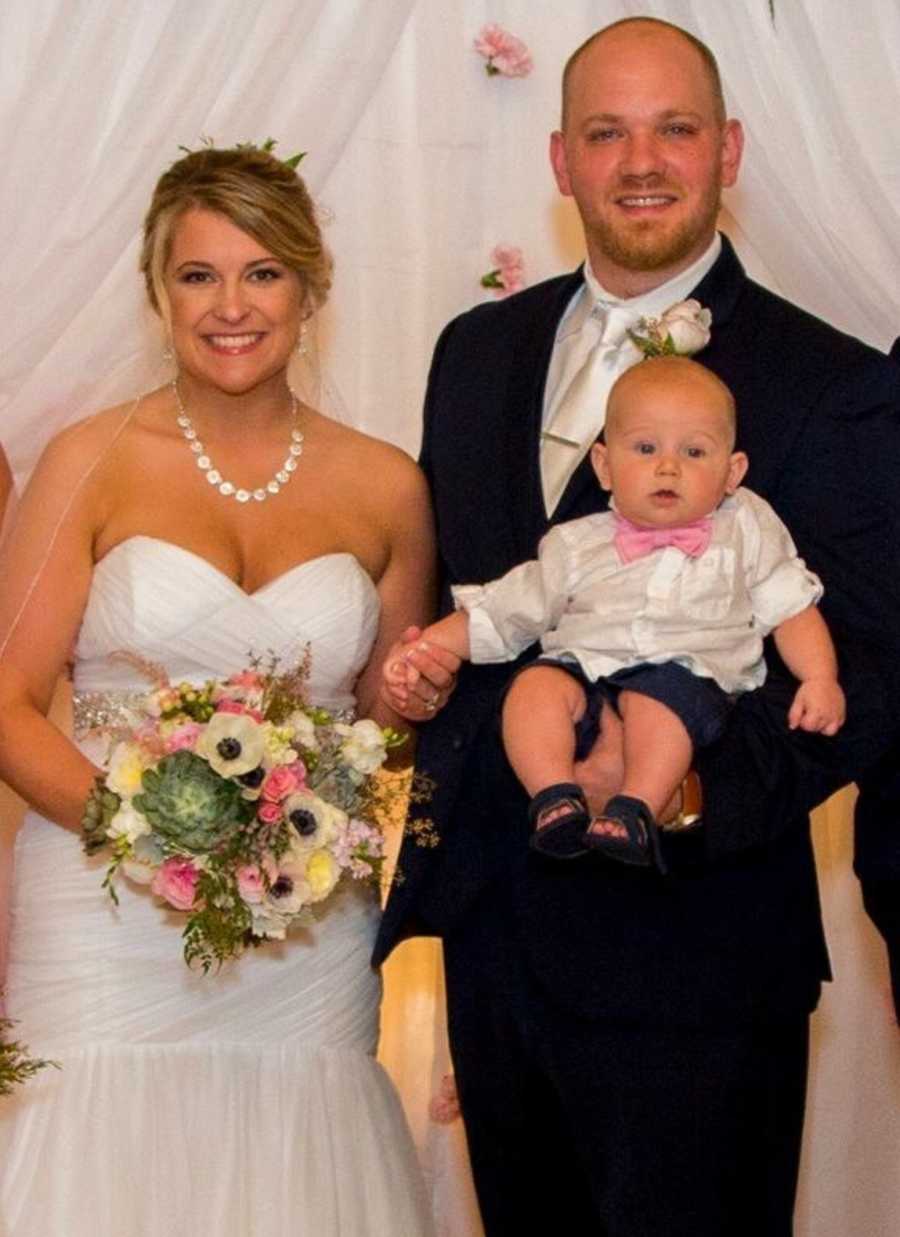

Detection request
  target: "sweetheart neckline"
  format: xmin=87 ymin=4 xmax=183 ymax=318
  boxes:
xmin=94 ymin=536 xmax=375 ymax=601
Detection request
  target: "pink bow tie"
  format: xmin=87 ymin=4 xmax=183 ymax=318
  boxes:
xmin=613 ymin=514 xmax=713 ymax=564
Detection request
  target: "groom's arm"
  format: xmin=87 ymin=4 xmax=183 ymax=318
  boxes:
xmin=698 ymin=352 xmax=900 ymax=858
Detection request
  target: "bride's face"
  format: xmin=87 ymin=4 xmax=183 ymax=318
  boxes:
xmin=165 ymin=208 xmax=305 ymax=397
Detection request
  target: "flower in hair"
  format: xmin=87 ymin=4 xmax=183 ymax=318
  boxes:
xmin=176 ymin=136 xmax=306 ymax=170
xmin=480 ymin=244 xmax=526 ymax=298
xmin=628 ymin=299 xmax=712 ymax=358
xmin=473 ymin=24 xmax=533 ymax=78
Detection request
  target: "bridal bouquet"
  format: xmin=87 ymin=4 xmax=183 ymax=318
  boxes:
xmin=81 ymin=657 xmax=405 ymax=971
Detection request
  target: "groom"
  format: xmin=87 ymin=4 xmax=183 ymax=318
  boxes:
xmin=378 ymin=18 xmax=900 ymax=1235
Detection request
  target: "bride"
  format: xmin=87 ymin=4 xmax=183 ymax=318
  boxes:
xmin=0 ymin=145 xmax=436 ymax=1235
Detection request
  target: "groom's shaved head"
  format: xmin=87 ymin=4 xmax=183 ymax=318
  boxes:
xmin=561 ymin=18 xmax=727 ymax=130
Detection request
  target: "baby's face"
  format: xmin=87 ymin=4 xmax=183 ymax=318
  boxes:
xmin=592 ymin=368 xmax=747 ymax=528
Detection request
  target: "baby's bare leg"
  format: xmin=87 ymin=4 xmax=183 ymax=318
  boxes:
xmin=588 ymin=691 xmax=692 ymax=843
xmin=503 ymin=666 xmax=594 ymax=858
xmin=502 ymin=665 xmax=587 ymax=798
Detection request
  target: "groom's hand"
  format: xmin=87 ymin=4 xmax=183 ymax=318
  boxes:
xmin=380 ymin=626 xmax=460 ymax=722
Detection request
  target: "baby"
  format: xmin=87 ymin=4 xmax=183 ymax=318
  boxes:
xmin=390 ymin=357 xmax=845 ymax=867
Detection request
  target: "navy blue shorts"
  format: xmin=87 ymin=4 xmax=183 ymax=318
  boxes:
xmin=508 ymin=658 xmax=734 ymax=762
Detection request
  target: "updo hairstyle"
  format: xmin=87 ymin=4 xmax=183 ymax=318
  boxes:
xmin=140 ymin=145 xmax=332 ymax=318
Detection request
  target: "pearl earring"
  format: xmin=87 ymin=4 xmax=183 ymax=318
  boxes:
xmin=297 ymin=314 xmax=314 ymax=358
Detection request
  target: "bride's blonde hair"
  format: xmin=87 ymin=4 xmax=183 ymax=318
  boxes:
xmin=140 ymin=145 xmax=332 ymax=321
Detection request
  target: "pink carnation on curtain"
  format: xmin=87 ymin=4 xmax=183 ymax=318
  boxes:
xmin=473 ymin=24 xmax=533 ymax=78
xmin=428 ymin=1073 xmax=462 ymax=1124
xmin=480 ymin=244 xmax=526 ymax=297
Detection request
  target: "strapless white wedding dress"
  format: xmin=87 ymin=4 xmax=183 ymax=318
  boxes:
xmin=0 ymin=538 xmax=433 ymax=1237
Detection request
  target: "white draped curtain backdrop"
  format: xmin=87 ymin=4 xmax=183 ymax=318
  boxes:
xmin=1 ymin=1 xmax=898 ymax=1233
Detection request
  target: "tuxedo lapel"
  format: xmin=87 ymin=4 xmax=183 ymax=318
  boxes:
xmin=689 ymin=234 xmax=744 ymax=328
xmin=499 ymin=271 xmax=584 ymax=558
xmin=689 ymin=236 xmax=801 ymax=497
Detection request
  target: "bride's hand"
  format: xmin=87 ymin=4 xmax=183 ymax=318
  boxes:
xmin=380 ymin=625 xmax=460 ymax=722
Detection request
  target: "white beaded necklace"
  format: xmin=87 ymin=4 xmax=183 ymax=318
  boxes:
xmin=172 ymin=380 xmax=303 ymax=504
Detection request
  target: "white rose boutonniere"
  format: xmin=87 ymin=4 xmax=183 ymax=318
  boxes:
xmin=629 ymin=299 xmax=712 ymax=358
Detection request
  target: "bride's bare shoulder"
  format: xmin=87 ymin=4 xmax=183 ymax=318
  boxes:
xmin=28 ymin=391 xmax=167 ymax=481
xmin=308 ymin=410 xmax=424 ymax=494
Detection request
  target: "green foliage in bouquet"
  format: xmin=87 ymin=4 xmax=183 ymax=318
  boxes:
xmin=156 ymin=683 xmax=215 ymax=724
xmin=253 ymin=650 xmax=312 ymax=726
xmin=134 ymin=751 xmax=255 ymax=853
xmin=182 ymin=869 xmax=255 ymax=974
xmin=0 ymin=1006 xmax=57 ymax=1097
xmin=181 ymin=804 xmax=289 ymax=974
xmin=82 ymin=778 xmax=123 ymax=855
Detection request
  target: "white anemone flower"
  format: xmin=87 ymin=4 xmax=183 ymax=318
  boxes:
xmin=196 ymin=713 xmax=266 ymax=777
xmin=282 ymin=789 xmax=346 ymax=851
xmin=264 ymin=839 xmax=314 ymax=916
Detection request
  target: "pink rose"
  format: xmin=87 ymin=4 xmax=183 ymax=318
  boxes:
xmin=151 ymin=858 xmax=200 ymax=911
xmin=473 ymin=24 xmax=533 ymax=77
xmin=215 ymin=699 xmax=264 ymax=722
xmin=227 ymin=670 xmax=264 ymax=690
xmin=493 ymin=244 xmax=525 ymax=296
xmin=130 ymin=722 xmax=166 ymax=760
xmin=257 ymin=801 xmax=283 ymax=825
xmin=261 ymin=764 xmax=305 ymax=803
xmin=165 ymin=722 xmax=203 ymax=753
xmin=236 ymin=864 xmax=265 ymax=905
xmin=481 ymin=244 xmax=526 ymax=299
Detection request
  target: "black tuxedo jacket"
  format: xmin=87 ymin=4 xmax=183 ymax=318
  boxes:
xmin=375 ymin=237 xmax=900 ymax=1027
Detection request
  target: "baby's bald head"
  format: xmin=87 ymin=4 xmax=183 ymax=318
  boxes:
xmin=606 ymin=356 xmax=736 ymax=448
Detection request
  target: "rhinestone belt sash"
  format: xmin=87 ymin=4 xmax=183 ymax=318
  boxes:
xmin=72 ymin=689 xmax=149 ymax=739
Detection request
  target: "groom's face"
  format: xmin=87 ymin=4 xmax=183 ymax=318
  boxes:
xmin=551 ymin=23 xmax=743 ymax=297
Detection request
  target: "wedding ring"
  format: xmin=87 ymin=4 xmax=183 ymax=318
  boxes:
xmin=423 ymin=696 xmax=438 ymax=713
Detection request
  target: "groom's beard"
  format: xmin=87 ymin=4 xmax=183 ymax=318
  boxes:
xmin=587 ymin=178 xmax=723 ymax=274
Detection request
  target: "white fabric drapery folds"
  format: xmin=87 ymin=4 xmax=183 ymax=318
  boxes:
xmin=1 ymin=3 xmax=898 ymax=1235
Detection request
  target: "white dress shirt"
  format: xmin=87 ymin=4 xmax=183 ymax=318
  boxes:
xmin=453 ymin=488 xmax=823 ymax=695
xmin=540 ymin=236 xmax=722 ymax=514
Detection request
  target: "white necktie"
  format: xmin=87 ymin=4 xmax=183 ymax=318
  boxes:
xmin=540 ymin=304 xmax=638 ymax=513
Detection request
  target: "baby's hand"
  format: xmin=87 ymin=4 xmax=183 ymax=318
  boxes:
xmin=380 ymin=626 xmax=461 ymax=721
xmin=382 ymin=632 xmax=423 ymax=699
xmin=787 ymin=678 xmax=846 ymax=735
